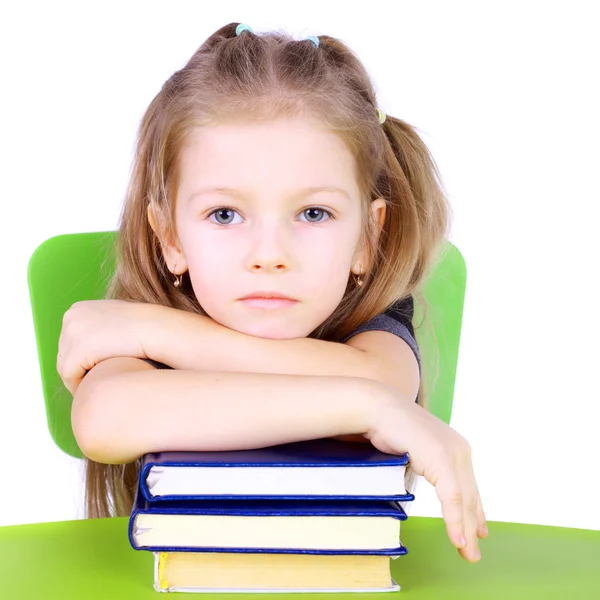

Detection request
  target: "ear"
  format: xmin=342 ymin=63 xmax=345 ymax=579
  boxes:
xmin=352 ymin=198 xmax=386 ymax=276
xmin=147 ymin=204 xmax=188 ymax=275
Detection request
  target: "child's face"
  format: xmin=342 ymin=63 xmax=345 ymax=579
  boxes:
xmin=162 ymin=117 xmax=383 ymax=340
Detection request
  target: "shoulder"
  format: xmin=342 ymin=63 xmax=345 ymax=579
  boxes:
xmin=382 ymin=296 xmax=415 ymax=337
xmin=341 ymin=296 xmax=419 ymax=368
xmin=341 ymin=296 xmax=420 ymax=402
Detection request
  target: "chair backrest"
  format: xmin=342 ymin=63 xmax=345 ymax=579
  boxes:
xmin=413 ymin=243 xmax=467 ymax=425
xmin=28 ymin=232 xmax=466 ymax=458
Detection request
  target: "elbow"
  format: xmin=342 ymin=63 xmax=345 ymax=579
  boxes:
xmin=71 ymin=378 xmax=140 ymax=465
xmin=71 ymin=381 xmax=115 ymax=463
xmin=369 ymin=361 xmax=421 ymax=405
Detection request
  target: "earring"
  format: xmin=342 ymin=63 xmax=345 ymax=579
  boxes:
xmin=172 ymin=272 xmax=183 ymax=288
xmin=353 ymin=271 xmax=364 ymax=287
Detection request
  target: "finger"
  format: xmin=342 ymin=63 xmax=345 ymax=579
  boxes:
xmin=63 ymin=369 xmax=84 ymax=397
xmin=57 ymin=347 xmax=68 ymax=391
xmin=63 ymin=362 xmax=86 ymax=397
xmin=458 ymin=492 xmax=481 ymax=563
xmin=457 ymin=461 xmax=484 ymax=561
xmin=476 ymin=495 xmax=488 ymax=538
xmin=56 ymin=326 xmax=70 ymax=372
xmin=434 ymin=475 xmax=467 ymax=550
xmin=58 ymin=347 xmax=85 ymax=397
xmin=67 ymin=377 xmax=82 ymax=396
xmin=56 ymin=338 xmax=65 ymax=373
xmin=463 ymin=455 xmax=487 ymax=539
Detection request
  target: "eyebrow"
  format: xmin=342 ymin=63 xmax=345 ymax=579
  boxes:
xmin=187 ymin=186 xmax=351 ymax=203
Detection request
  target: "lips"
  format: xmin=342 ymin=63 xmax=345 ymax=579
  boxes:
xmin=239 ymin=292 xmax=296 ymax=301
xmin=238 ymin=293 xmax=298 ymax=310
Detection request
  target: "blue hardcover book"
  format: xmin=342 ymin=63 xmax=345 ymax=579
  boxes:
xmin=129 ymin=492 xmax=408 ymax=556
xmin=140 ymin=438 xmax=414 ymax=502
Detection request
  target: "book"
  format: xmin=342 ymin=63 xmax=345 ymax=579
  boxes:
xmin=139 ymin=438 xmax=413 ymax=502
xmin=153 ymin=551 xmax=400 ymax=593
xmin=129 ymin=495 xmax=408 ymax=555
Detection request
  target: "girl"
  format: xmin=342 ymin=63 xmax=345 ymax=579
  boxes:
xmin=57 ymin=23 xmax=486 ymax=563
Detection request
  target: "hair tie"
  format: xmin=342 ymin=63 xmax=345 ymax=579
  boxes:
xmin=235 ymin=24 xmax=253 ymax=36
xmin=377 ymin=108 xmax=387 ymax=124
xmin=305 ymin=36 xmax=320 ymax=48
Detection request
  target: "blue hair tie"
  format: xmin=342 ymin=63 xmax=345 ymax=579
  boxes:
xmin=305 ymin=36 xmax=320 ymax=48
xmin=236 ymin=24 xmax=253 ymax=36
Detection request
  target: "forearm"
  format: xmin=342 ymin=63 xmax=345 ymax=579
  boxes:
xmin=73 ymin=368 xmax=392 ymax=464
xmin=144 ymin=305 xmax=377 ymax=379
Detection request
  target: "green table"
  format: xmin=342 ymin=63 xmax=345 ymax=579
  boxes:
xmin=1 ymin=516 xmax=599 ymax=598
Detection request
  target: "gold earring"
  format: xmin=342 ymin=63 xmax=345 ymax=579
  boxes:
xmin=353 ymin=272 xmax=364 ymax=287
xmin=173 ymin=272 xmax=183 ymax=288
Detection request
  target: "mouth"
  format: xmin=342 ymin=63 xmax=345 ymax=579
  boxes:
xmin=239 ymin=292 xmax=297 ymax=301
xmin=238 ymin=293 xmax=298 ymax=310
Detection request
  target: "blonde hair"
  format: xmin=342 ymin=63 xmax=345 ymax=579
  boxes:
xmin=85 ymin=23 xmax=450 ymax=519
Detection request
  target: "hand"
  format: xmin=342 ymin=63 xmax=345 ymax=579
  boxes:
xmin=365 ymin=399 xmax=487 ymax=563
xmin=57 ymin=299 xmax=155 ymax=395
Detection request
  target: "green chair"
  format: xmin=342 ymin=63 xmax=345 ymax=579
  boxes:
xmin=12 ymin=232 xmax=599 ymax=599
xmin=28 ymin=231 xmax=118 ymax=458
xmin=27 ymin=231 xmax=466 ymax=458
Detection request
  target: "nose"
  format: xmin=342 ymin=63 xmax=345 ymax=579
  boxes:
xmin=245 ymin=217 xmax=291 ymax=274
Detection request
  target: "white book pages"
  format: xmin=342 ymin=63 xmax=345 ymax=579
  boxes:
xmin=146 ymin=465 xmax=407 ymax=498
xmin=133 ymin=514 xmax=401 ymax=550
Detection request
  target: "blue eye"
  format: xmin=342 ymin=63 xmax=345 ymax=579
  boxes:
xmin=301 ymin=207 xmax=333 ymax=223
xmin=207 ymin=206 xmax=334 ymax=226
xmin=208 ymin=208 xmax=242 ymax=225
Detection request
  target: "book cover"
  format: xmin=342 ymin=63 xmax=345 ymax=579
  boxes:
xmin=140 ymin=438 xmax=413 ymax=502
xmin=129 ymin=494 xmax=407 ymax=555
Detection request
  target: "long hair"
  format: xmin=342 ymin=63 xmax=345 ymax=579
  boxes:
xmin=85 ymin=23 xmax=450 ymax=518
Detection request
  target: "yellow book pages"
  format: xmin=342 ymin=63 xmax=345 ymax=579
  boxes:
xmin=157 ymin=552 xmax=169 ymax=590
xmin=155 ymin=552 xmax=394 ymax=592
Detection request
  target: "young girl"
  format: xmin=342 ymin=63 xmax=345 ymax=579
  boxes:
xmin=57 ymin=23 xmax=486 ymax=563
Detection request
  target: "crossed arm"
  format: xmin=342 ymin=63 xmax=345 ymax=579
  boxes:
xmin=58 ymin=300 xmax=486 ymax=563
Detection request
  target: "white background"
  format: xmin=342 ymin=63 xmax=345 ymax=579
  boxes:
xmin=1 ymin=1 xmax=598 ymax=530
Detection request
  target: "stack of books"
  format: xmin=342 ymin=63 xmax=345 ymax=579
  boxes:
xmin=128 ymin=438 xmax=414 ymax=593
